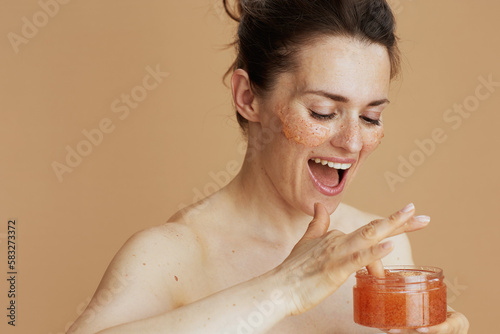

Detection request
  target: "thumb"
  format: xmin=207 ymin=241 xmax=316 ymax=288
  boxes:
xmin=302 ymin=202 xmax=331 ymax=241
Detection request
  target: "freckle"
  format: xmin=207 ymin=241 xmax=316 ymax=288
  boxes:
xmin=174 ymin=276 xmax=179 ymax=281
xmin=233 ymin=304 xmax=236 ymax=307
xmin=143 ymin=263 xmax=146 ymax=266
xmin=132 ymin=254 xmax=136 ymax=257
xmin=347 ymin=300 xmax=350 ymax=304
xmin=232 ymin=250 xmax=235 ymax=253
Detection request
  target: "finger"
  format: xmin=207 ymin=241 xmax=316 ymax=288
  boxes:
xmin=366 ymin=259 xmax=385 ymax=278
xmin=416 ymin=323 xmax=449 ymax=333
xmin=390 ymin=215 xmax=431 ymax=236
xmin=367 ymin=215 xmax=430 ymax=279
xmin=346 ymin=203 xmax=417 ymax=251
xmin=383 ymin=328 xmax=429 ymax=333
xmin=301 ymin=202 xmax=330 ymax=241
xmin=340 ymin=240 xmax=394 ymax=275
xmin=419 ymin=311 xmax=469 ymax=334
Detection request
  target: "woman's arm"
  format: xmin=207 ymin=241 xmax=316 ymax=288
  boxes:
xmin=68 ymin=203 xmax=427 ymax=334
xmin=94 ymin=270 xmax=288 ymax=334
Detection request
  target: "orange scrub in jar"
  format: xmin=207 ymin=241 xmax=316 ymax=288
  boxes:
xmin=353 ymin=266 xmax=447 ymax=329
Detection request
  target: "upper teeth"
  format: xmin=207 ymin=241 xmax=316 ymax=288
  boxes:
xmin=313 ymin=158 xmax=352 ymax=170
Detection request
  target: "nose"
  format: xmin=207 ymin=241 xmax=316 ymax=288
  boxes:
xmin=330 ymin=118 xmax=363 ymax=153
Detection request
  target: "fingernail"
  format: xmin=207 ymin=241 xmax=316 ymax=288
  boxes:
xmin=381 ymin=241 xmax=393 ymax=249
xmin=401 ymin=203 xmax=415 ymax=213
xmin=417 ymin=328 xmax=429 ymax=333
xmin=414 ymin=215 xmax=431 ymax=224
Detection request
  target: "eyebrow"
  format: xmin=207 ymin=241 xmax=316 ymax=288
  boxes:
xmin=303 ymin=90 xmax=390 ymax=107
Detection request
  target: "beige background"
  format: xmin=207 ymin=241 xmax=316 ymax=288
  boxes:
xmin=1 ymin=1 xmax=498 ymax=333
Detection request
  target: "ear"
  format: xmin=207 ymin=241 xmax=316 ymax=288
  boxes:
xmin=231 ymin=69 xmax=260 ymax=123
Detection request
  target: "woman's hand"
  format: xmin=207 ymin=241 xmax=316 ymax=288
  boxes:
xmin=383 ymin=308 xmax=469 ymax=334
xmin=275 ymin=202 xmax=429 ymax=316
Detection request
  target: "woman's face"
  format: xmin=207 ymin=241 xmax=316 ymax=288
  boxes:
xmin=253 ymin=35 xmax=391 ymax=216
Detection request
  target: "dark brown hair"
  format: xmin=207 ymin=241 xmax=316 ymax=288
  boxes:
xmin=223 ymin=0 xmax=401 ymax=133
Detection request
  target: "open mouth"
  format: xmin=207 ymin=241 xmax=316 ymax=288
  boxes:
xmin=307 ymin=158 xmax=353 ymax=196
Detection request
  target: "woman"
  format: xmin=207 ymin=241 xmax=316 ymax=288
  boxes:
xmin=68 ymin=0 xmax=468 ymax=333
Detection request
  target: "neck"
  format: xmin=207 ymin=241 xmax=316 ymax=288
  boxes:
xmin=222 ymin=148 xmax=314 ymax=245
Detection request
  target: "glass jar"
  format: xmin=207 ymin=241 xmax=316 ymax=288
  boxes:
xmin=353 ymin=266 xmax=447 ymax=329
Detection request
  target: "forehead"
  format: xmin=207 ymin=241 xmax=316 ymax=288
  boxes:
xmin=282 ymin=35 xmax=391 ymax=102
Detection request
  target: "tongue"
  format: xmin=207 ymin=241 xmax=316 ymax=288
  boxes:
xmin=308 ymin=160 xmax=340 ymax=187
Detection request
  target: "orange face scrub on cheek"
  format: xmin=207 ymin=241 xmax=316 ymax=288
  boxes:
xmin=362 ymin=126 xmax=384 ymax=151
xmin=277 ymin=107 xmax=330 ymax=147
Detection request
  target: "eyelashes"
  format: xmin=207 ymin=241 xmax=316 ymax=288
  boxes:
xmin=309 ymin=110 xmax=382 ymax=126
xmin=309 ymin=110 xmax=336 ymax=120
xmin=360 ymin=116 xmax=382 ymax=126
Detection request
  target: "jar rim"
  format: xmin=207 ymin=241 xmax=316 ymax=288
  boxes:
xmin=355 ymin=265 xmax=443 ymax=284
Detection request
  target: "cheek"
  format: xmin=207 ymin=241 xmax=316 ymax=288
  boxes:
xmin=362 ymin=126 xmax=384 ymax=152
xmin=277 ymin=107 xmax=331 ymax=147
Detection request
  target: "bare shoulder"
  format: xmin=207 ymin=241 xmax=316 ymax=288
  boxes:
xmin=331 ymin=202 xmax=382 ymax=232
xmin=67 ymin=222 xmax=204 ymax=334
xmin=114 ymin=222 xmax=205 ymax=273
xmin=120 ymin=222 xmax=205 ymax=272
xmin=333 ymin=203 xmax=414 ymax=265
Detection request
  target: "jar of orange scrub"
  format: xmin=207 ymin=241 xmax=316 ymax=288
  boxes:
xmin=353 ymin=266 xmax=447 ymax=329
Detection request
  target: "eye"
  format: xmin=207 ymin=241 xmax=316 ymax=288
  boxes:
xmin=360 ymin=116 xmax=382 ymax=126
xmin=309 ymin=109 xmax=336 ymax=121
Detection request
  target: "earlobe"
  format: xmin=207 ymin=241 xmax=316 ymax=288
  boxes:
xmin=231 ymin=69 xmax=260 ymax=123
